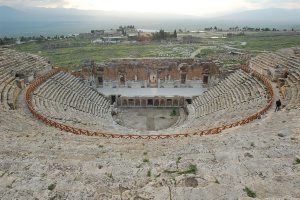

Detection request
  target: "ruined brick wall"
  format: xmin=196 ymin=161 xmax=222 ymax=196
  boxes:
xmin=82 ymin=59 xmax=219 ymax=83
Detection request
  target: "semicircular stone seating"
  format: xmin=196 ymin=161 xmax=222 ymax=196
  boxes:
xmin=3 ymin=47 xmax=299 ymax=136
xmin=0 ymin=48 xmax=51 ymax=110
xmin=250 ymin=47 xmax=300 ymax=109
xmin=30 ymin=67 xmax=270 ymax=135
xmin=31 ymin=71 xmax=138 ymax=134
xmin=167 ymin=69 xmax=269 ymax=133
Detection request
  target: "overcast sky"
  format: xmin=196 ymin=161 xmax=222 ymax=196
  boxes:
xmin=1 ymin=0 xmax=300 ymax=17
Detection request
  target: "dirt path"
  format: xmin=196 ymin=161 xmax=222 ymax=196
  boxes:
xmin=190 ymin=46 xmax=213 ymax=58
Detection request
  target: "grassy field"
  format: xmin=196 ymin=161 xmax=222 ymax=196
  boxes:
xmin=9 ymin=31 xmax=300 ymax=71
xmin=13 ymin=41 xmax=161 ymax=71
xmin=11 ymin=38 xmax=199 ymax=71
xmin=225 ymin=32 xmax=300 ymax=52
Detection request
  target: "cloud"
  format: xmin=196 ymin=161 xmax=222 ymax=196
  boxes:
xmin=1 ymin=0 xmax=300 ymax=16
xmin=0 ymin=0 xmax=68 ymax=8
xmin=242 ymin=0 xmax=300 ymax=9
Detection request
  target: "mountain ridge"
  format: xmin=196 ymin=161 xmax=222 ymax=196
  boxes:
xmin=1 ymin=6 xmax=300 ymax=37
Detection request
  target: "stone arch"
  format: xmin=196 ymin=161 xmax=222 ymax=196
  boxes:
xmin=122 ymin=99 xmax=127 ymax=106
xmin=160 ymin=99 xmax=165 ymax=106
xmin=173 ymin=99 xmax=179 ymax=106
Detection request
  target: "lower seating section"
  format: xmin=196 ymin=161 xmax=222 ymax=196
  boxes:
xmin=32 ymin=71 xmax=138 ymax=133
xmin=183 ymin=98 xmax=266 ymax=132
xmin=162 ymin=69 xmax=268 ymax=134
xmin=193 ymin=70 xmax=267 ymax=117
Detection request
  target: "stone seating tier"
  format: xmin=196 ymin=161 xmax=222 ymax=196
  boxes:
xmin=250 ymin=49 xmax=300 ymax=109
xmin=0 ymin=48 xmax=51 ymax=110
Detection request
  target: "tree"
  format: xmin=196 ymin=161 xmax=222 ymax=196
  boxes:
xmin=173 ymin=30 xmax=177 ymax=38
xmin=262 ymin=27 xmax=270 ymax=31
xmin=159 ymin=29 xmax=165 ymax=40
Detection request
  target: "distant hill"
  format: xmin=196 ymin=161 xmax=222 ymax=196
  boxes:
xmin=0 ymin=6 xmax=300 ymax=37
xmin=0 ymin=6 xmax=26 ymax=21
xmin=0 ymin=5 xmax=203 ymax=36
xmin=219 ymin=8 xmax=300 ymax=23
xmin=0 ymin=6 xmax=99 ymax=21
xmin=0 ymin=5 xmax=196 ymax=22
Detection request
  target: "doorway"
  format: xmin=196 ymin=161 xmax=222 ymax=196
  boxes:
xmin=203 ymin=75 xmax=209 ymax=84
xmin=111 ymin=95 xmax=116 ymax=105
xmin=120 ymin=75 xmax=125 ymax=85
xmin=181 ymin=73 xmax=186 ymax=84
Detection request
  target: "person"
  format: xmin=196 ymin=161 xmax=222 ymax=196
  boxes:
xmin=275 ymin=99 xmax=281 ymax=112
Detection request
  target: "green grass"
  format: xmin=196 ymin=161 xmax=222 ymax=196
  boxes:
xmin=10 ymin=39 xmax=199 ymax=71
xmin=105 ymin=172 xmax=113 ymax=179
xmin=178 ymin=164 xmax=198 ymax=175
xmin=243 ymin=187 xmax=257 ymax=198
xmin=222 ymin=60 xmax=245 ymax=65
xmin=147 ymin=169 xmax=152 ymax=177
xmin=176 ymin=157 xmax=181 ymax=165
xmin=164 ymin=162 xmax=197 ymax=175
xmin=170 ymin=108 xmax=177 ymax=116
xmin=196 ymin=48 xmax=225 ymax=57
xmin=163 ymin=169 xmax=178 ymax=174
xmin=225 ymin=32 xmax=300 ymax=52
xmin=9 ymin=31 xmax=300 ymax=71
xmin=12 ymin=41 xmax=162 ymax=71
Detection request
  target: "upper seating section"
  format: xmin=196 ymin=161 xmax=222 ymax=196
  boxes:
xmin=250 ymin=48 xmax=300 ymax=109
xmin=0 ymin=48 xmax=51 ymax=77
xmin=0 ymin=48 xmax=52 ymax=110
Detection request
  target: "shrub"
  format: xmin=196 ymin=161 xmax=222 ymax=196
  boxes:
xmin=176 ymin=157 xmax=181 ymax=169
xmin=170 ymin=108 xmax=177 ymax=116
xmin=105 ymin=172 xmax=113 ymax=179
xmin=243 ymin=187 xmax=256 ymax=198
xmin=294 ymin=158 xmax=300 ymax=165
xmin=147 ymin=170 xmax=151 ymax=177
xmin=48 ymin=183 xmax=56 ymax=191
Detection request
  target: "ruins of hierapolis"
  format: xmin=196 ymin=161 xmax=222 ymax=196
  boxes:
xmin=0 ymin=47 xmax=300 ymax=198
